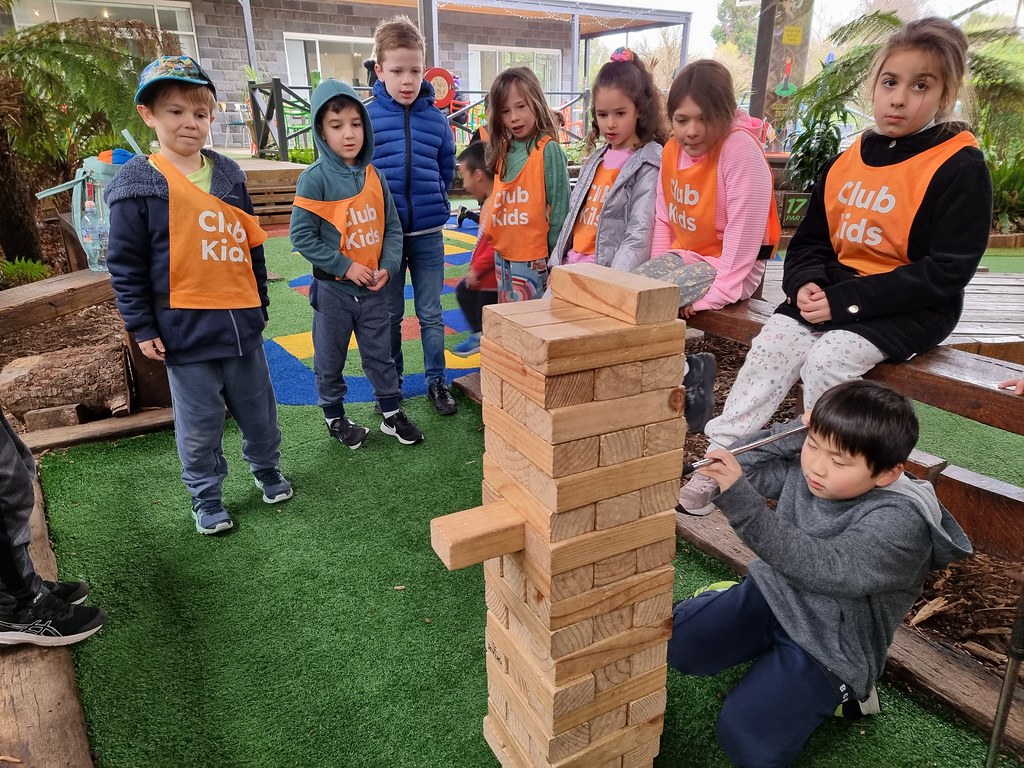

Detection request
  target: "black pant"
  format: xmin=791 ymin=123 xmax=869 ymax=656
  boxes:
xmin=455 ymin=278 xmax=498 ymax=334
xmin=0 ymin=411 xmax=41 ymax=609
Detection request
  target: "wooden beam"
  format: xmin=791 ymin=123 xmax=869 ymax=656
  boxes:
xmin=431 ymin=501 xmax=527 ymax=570
xmin=0 ymin=270 xmax=113 ymax=336
xmin=22 ymin=408 xmax=175 ymax=453
xmin=548 ymin=264 xmax=680 ymax=326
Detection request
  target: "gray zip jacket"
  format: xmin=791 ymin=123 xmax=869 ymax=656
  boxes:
xmin=549 ymin=141 xmax=661 ymax=272
xmin=713 ymin=420 xmax=972 ymax=698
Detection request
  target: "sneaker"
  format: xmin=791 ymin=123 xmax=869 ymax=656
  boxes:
xmin=676 ymin=472 xmax=719 ymax=516
xmin=693 ymin=580 xmax=739 ymax=598
xmin=683 ymin=352 xmax=717 ymax=433
xmin=428 ymin=380 xmax=458 ymax=416
xmin=253 ymin=467 xmax=293 ymax=503
xmin=835 ymin=685 xmax=880 ymax=718
xmin=42 ymin=580 xmax=90 ymax=605
xmin=457 ymin=205 xmax=470 ymax=228
xmin=381 ymin=410 xmax=425 ymax=445
xmin=328 ymin=416 xmax=370 ymax=449
xmin=191 ymin=498 xmax=234 ymax=535
xmin=453 ymin=332 xmax=481 ymax=357
xmin=0 ymin=590 xmax=107 ymax=647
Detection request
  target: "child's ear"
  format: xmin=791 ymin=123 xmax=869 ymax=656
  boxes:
xmin=374 ymin=62 xmax=384 ymax=80
xmin=873 ymin=463 xmax=904 ymax=489
xmin=136 ymin=104 xmax=156 ymax=127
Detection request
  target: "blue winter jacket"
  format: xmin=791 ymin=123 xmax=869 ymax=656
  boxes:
xmin=105 ymin=150 xmax=269 ymax=366
xmin=366 ymin=78 xmax=456 ymax=233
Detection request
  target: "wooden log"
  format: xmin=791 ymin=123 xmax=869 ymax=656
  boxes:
xmin=0 ymin=270 xmax=113 ymax=336
xmin=548 ymin=264 xmax=680 ymax=326
xmin=431 ymin=501 xmax=527 ymax=570
xmin=0 ymin=342 xmax=129 ymax=421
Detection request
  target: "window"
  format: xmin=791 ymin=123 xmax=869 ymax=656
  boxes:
xmin=284 ymin=35 xmax=374 ymax=90
xmin=12 ymin=1 xmax=199 ymax=59
xmin=467 ymin=45 xmax=562 ymax=104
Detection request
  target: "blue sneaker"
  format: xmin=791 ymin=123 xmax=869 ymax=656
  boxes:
xmin=253 ymin=467 xmax=293 ymax=504
xmin=453 ymin=332 xmax=481 ymax=357
xmin=191 ymin=498 xmax=234 ymax=535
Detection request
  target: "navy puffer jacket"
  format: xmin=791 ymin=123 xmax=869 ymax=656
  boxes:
xmin=366 ymin=78 xmax=456 ymax=233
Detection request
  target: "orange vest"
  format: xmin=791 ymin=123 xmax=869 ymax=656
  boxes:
xmin=825 ymin=131 xmax=978 ymax=276
xmin=661 ymin=135 xmax=781 ymax=259
xmin=571 ymin=162 xmax=621 ymax=255
xmin=292 ymin=166 xmax=386 ymax=271
xmin=489 ymin=136 xmax=551 ymax=263
xmin=478 ymin=124 xmax=490 ymax=142
xmin=153 ymin=152 xmax=266 ymax=310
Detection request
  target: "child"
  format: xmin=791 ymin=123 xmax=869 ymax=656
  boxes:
xmin=484 ymin=66 xmax=570 ymax=302
xmin=366 ymin=15 xmax=459 ymax=416
xmin=652 ymin=59 xmax=781 ymax=436
xmin=452 ymin=141 xmax=498 ymax=358
xmin=106 ymin=55 xmax=292 ymax=535
xmin=290 ymin=80 xmax=424 ymax=448
xmin=680 ymin=18 xmax=992 ymax=515
xmin=668 ymin=380 xmax=972 ymax=766
xmin=549 ymin=47 xmax=665 ymax=272
xmin=0 ymin=411 xmax=107 ymax=645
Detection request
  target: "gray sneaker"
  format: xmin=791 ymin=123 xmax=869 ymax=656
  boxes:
xmin=191 ymin=498 xmax=234 ymax=535
xmin=253 ymin=467 xmax=293 ymax=504
xmin=677 ymin=472 xmax=718 ymax=516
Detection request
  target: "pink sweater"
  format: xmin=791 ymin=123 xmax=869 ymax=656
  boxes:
xmin=651 ymin=111 xmax=773 ymax=312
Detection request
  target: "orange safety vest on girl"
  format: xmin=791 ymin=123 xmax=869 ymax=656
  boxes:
xmin=660 ymin=135 xmax=780 ymax=258
xmin=291 ymin=166 xmax=386 ymax=272
xmin=153 ymin=152 xmax=267 ymax=310
xmin=571 ymin=162 xmax=621 ymax=256
xmin=825 ymin=131 xmax=978 ymax=276
xmin=489 ymin=136 xmax=551 ymax=263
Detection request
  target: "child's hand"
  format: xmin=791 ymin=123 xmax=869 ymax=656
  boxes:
xmin=998 ymin=378 xmax=1024 ymax=395
xmin=138 ymin=336 xmax=166 ymax=361
xmin=367 ymin=269 xmax=389 ymax=291
xmin=344 ymin=262 xmax=375 ymax=286
xmin=466 ymin=268 xmax=481 ymax=290
xmin=699 ymin=449 xmax=743 ymax=493
xmin=679 ymin=304 xmax=699 ymax=319
xmin=797 ymin=282 xmax=831 ymax=324
xmin=530 ymin=259 xmax=548 ymax=273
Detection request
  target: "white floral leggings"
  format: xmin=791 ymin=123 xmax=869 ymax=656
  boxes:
xmin=704 ymin=314 xmax=887 ymax=451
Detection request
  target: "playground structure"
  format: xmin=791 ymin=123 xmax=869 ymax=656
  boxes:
xmin=431 ymin=263 xmax=686 ymax=767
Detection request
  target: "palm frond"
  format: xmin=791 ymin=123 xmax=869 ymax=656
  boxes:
xmin=828 ymin=11 xmax=902 ymax=47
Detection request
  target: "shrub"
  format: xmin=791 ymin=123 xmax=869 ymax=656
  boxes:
xmin=983 ymin=140 xmax=1024 ymax=234
xmin=0 ymin=257 xmax=52 ymax=289
xmin=288 ymin=147 xmax=316 ymax=164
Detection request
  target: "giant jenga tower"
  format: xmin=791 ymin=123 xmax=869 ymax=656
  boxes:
xmin=432 ymin=264 xmax=687 ymax=768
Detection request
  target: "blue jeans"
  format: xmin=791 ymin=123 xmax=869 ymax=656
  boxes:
xmin=668 ymin=578 xmax=842 ymax=768
xmin=387 ymin=231 xmax=446 ymax=385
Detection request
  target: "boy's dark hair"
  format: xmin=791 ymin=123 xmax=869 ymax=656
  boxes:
xmin=315 ymin=94 xmax=360 ymax=131
xmin=457 ymin=141 xmax=492 ymax=178
xmin=809 ymin=380 xmax=919 ymax=475
xmin=139 ymin=81 xmax=216 ymax=111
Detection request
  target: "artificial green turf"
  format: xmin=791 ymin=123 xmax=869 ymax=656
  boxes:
xmin=41 ymin=401 xmax=1024 ymax=768
xmin=980 ymin=248 xmax=1024 ymax=273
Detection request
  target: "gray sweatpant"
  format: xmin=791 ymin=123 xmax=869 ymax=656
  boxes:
xmin=310 ymin=279 xmax=402 ymax=419
xmin=0 ymin=411 xmax=42 ymax=609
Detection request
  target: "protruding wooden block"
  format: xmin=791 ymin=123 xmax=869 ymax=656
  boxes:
xmin=431 ymin=501 xmax=526 ymax=570
xmin=549 ymin=263 xmax=681 ymax=326
xmin=594 ymin=362 xmax=642 ymax=401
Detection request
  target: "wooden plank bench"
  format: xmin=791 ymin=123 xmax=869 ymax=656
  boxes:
xmin=0 ymin=270 xmax=113 ymax=337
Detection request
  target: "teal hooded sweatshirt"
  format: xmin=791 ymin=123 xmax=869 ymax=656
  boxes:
xmin=290 ymin=79 xmax=402 ymax=296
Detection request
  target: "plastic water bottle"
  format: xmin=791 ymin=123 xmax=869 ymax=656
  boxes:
xmin=81 ymin=200 xmax=108 ymax=272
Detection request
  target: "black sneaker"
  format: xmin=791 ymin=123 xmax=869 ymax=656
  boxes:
xmin=380 ymin=410 xmax=424 ymax=445
xmin=683 ymin=352 xmax=717 ymax=433
xmin=0 ymin=590 xmax=107 ymax=647
xmin=457 ymin=205 xmax=470 ymax=228
xmin=374 ymin=398 xmax=401 ymax=415
xmin=42 ymin=580 xmax=90 ymax=605
xmin=428 ymin=381 xmax=458 ymax=416
xmin=328 ymin=417 xmax=370 ymax=450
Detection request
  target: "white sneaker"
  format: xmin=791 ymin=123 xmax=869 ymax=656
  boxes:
xmin=677 ymin=472 xmax=719 ymax=516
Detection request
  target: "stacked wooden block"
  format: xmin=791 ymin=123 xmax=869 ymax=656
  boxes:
xmin=431 ymin=264 xmax=687 ymax=768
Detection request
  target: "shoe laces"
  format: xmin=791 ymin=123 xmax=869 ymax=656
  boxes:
xmin=688 ymin=472 xmax=719 ymax=493
xmin=255 ymin=467 xmax=283 ymax=485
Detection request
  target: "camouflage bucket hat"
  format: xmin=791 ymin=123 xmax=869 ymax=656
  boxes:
xmin=135 ymin=55 xmax=216 ymax=104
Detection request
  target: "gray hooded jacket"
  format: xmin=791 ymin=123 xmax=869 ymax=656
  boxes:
xmin=549 ymin=141 xmax=662 ymax=272
xmin=713 ymin=420 xmax=972 ymax=698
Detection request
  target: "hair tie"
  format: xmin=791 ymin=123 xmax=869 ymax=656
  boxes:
xmin=610 ymin=47 xmax=634 ymax=63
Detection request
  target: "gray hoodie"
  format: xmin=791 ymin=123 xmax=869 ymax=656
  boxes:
xmin=713 ymin=420 xmax=972 ymax=698
xmin=289 ymin=79 xmax=402 ymax=296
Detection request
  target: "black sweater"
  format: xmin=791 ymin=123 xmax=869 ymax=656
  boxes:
xmin=777 ymin=123 xmax=991 ymax=361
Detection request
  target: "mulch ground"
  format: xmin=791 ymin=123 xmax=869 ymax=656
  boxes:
xmin=2 ymin=231 xmax=1020 ymax=681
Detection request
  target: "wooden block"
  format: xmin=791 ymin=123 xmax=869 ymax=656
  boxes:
xmin=643 ymin=419 xmax=685 ymax=456
xmin=536 ymin=511 xmax=674 ymax=576
xmin=551 ymin=619 xmax=596 ymax=659
xmin=629 ymin=647 xmax=665 ymax=678
xmin=531 ymin=451 xmax=684 ymax=512
xmin=482 ymin=479 xmax=503 ymax=505
xmin=590 ymin=705 xmax=628 ymax=740
xmin=481 ymin=337 xmax=595 ymax=409
xmin=485 ymin=401 xmax=601 ymax=478
xmin=486 ymin=580 xmax=510 ymax=628
xmin=503 ymin=554 xmax=528 ymax=601
xmin=485 ymin=711 xmax=533 ymax=768
xmin=548 ymin=565 xmax=675 ymax=630
xmin=628 ymin=689 xmax=667 ymax=726
xmin=594 ymin=362 xmax=642 ymax=401
xmin=431 ymin=501 xmax=526 ymax=571
xmin=599 ymin=428 xmax=644 ymax=467
xmin=481 ymin=368 xmax=504 ymax=407
xmin=550 ymin=505 xmax=597 ymax=543
xmin=553 ymin=716 xmax=665 ymax=768
xmin=640 ymin=481 xmax=678 ymax=517
xmin=549 ymin=263 xmax=680 ymax=325
xmin=597 ymin=760 xmax=623 ymax=768
xmin=485 ymin=429 xmax=535 ymax=486
xmin=632 ymin=592 xmax=672 ymax=628
xmin=555 ymin=620 xmax=672 ymax=684
xmin=489 ymin=677 xmax=510 ymax=720
xmin=636 ymin=538 xmax=676 ymax=573
xmin=594 ymin=550 xmax=637 ymax=587
xmin=594 ymin=658 xmax=632 ymax=692
xmin=595 ymin=492 xmax=641 ymax=530
xmin=642 ymin=355 xmax=685 ymax=391
xmin=593 ymin=606 xmax=634 ymax=643
xmin=622 ymin=737 xmax=661 ymax=768
xmin=23 ymin=403 xmax=85 ymax=431
xmin=551 ymin=564 xmax=596 ymax=601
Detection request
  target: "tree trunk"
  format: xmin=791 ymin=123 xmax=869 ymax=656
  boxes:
xmin=0 ymin=126 xmax=45 ymax=263
xmin=0 ymin=341 xmax=129 ymax=422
